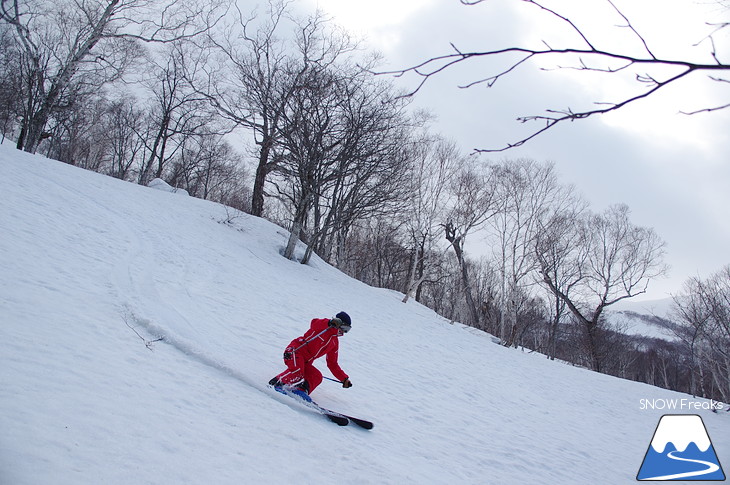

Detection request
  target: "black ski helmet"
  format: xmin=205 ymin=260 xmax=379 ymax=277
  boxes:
xmin=336 ymin=311 xmax=351 ymax=327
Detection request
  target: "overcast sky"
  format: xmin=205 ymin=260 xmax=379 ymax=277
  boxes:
xmin=299 ymin=0 xmax=729 ymax=301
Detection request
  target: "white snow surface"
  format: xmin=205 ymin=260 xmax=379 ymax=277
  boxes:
xmin=1 ymin=143 xmax=729 ymax=484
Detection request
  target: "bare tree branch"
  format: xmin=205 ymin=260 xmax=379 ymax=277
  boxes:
xmin=376 ymin=0 xmax=730 ymax=152
xmin=681 ymin=102 xmax=730 ymax=115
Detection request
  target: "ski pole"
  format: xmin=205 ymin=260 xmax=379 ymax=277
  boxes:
xmin=323 ymin=376 xmax=343 ymax=384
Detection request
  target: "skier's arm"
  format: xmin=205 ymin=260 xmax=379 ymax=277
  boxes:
xmin=326 ymin=341 xmax=348 ymax=382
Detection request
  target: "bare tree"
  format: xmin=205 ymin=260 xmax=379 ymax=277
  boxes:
xmin=99 ymin=98 xmax=146 ymax=180
xmin=539 ymin=204 xmax=667 ymax=371
xmin=0 ymin=24 xmax=22 ymax=141
xmin=442 ymin=160 xmax=501 ymax=327
xmin=42 ymin=93 xmax=105 ymax=168
xmin=0 ymin=0 xmax=225 ymax=153
xmin=340 ymin=220 xmax=412 ymax=290
xmin=190 ymin=2 xmax=358 ymax=217
xmin=489 ymin=159 xmax=573 ymax=346
xmin=302 ymin=75 xmax=411 ymax=266
xmin=136 ymin=42 xmax=218 ymax=185
xmin=673 ymin=265 xmax=730 ymax=402
xmin=535 ymin=205 xmax=586 ymax=360
xmin=380 ymin=0 xmax=730 ymax=151
xmin=169 ymin=133 xmax=246 ymax=204
xmin=402 ymin=134 xmax=459 ymax=303
xmin=274 ymin=61 xmax=410 ymax=264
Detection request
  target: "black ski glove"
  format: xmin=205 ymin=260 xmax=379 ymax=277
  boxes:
xmin=342 ymin=378 xmax=352 ymax=388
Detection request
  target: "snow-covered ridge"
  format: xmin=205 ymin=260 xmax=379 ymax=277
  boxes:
xmin=608 ymin=309 xmax=680 ymax=342
xmin=612 ymin=297 xmax=674 ymax=320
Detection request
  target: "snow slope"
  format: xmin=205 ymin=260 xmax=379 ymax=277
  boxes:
xmin=613 ymin=298 xmax=674 ymax=320
xmin=608 ymin=310 xmax=680 ymax=342
xmin=1 ymin=143 xmax=728 ymax=484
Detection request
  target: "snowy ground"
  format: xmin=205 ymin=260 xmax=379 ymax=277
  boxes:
xmin=1 ymin=143 xmax=728 ymax=484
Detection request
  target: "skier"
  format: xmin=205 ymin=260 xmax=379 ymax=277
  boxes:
xmin=268 ymin=312 xmax=353 ymax=396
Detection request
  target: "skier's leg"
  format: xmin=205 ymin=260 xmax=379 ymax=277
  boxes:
xmin=269 ymin=346 xmax=304 ymax=386
xmin=303 ymin=364 xmax=323 ymax=393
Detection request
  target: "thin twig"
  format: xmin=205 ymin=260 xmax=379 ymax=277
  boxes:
xmin=123 ymin=314 xmax=164 ymax=351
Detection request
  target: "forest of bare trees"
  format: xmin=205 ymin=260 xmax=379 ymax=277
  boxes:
xmin=1 ymin=0 xmax=728 ymax=402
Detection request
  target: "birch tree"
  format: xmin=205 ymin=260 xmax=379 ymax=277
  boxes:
xmin=402 ymin=135 xmax=459 ymax=304
xmin=490 ymin=159 xmax=569 ymax=346
xmin=673 ymin=266 xmax=730 ymax=402
xmin=275 ymin=63 xmax=409 ymax=264
xmin=539 ymin=204 xmax=667 ymax=371
xmin=0 ymin=0 xmax=224 ymax=153
xmin=190 ymin=2 xmax=357 ymax=217
xmin=535 ymin=204 xmax=586 ymax=360
xmin=442 ymin=160 xmax=500 ymax=327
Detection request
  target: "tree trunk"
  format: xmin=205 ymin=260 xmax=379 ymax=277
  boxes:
xmin=284 ymin=194 xmax=310 ymax=260
xmin=284 ymin=217 xmax=304 ymax=260
xmin=415 ymin=241 xmax=426 ymax=302
xmin=251 ymin=137 xmax=273 ymax=217
xmin=460 ymin=255 xmax=480 ymax=327
xmin=585 ymin=321 xmax=601 ymax=372
xmin=547 ymin=295 xmax=561 ymax=361
xmin=444 ymin=224 xmax=480 ymax=326
xmin=23 ymin=108 xmax=50 ymax=153
xmin=402 ymin=246 xmax=419 ymax=304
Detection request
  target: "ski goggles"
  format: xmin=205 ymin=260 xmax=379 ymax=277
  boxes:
xmin=330 ymin=317 xmax=351 ymax=333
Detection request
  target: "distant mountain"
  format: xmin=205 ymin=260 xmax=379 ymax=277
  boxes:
xmin=607 ymin=305 xmax=681 ymax=342
xmin=612 ymin=297 xmax=674 ymax=319
xmin=607 ymin=297 xmax=680 ymax=342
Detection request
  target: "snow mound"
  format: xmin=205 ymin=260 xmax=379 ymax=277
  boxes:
xmin=148 ymin=177 xmax=189 ymax=195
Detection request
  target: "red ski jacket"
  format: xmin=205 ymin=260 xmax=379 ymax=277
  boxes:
xmin=288 ymin=318 xmax=348 ymax=382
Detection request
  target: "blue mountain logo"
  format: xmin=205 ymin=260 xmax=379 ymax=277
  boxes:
xmin=637 ymin=414 xmax=726 ymax=481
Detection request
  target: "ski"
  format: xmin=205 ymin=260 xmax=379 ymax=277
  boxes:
xmin=268 ymin=384 xmax=373 ymax=429
xmin=322 ymin=411 xmax=350 ymax=426
xmin=321 ymin=409 xmax=374 ymax=430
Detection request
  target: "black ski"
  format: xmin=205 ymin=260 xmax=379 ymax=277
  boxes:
xmin=303 ymin=401 xmax=373 ymax=430
xmin=320 ymin=410 xmax=350 ymax=426
xmin=269 ymin=385 xmax=373 ymax=429
xmin=321 ymin=408 xmax=374 ymax=430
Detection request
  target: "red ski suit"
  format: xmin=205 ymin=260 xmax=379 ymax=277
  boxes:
xmin=274 ymin=318 xmax=348 ymax=394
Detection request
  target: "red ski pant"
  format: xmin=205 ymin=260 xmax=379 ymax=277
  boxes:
xmin=274 ymin=348 xmax=324 ymax=393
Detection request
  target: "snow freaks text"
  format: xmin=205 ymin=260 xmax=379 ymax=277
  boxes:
xmin=639 ymin=399 xmax=724 ymax=411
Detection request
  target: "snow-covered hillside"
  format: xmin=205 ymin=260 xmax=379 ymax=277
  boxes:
xmin=1 ymin=143 xmax=728 ymax=485
xmin=608 ymin=309 xmax=680 ymax=342
xmin=613 ymin=298 xmax=675 ymax=320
